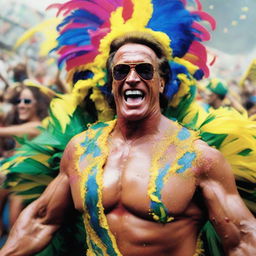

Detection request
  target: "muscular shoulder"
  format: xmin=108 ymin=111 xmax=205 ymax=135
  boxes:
xmin=194 ymin=140 xmax=236 ymax=191
xmin=61 ymin=121 xmax=112 ymax=172
xmin=67 ymin=121 xmax=112 ymax=147
xmin=194 ymin=140 xmax=229 ymax=177
xmin=60 ymin=130 xmax=87 ymax=174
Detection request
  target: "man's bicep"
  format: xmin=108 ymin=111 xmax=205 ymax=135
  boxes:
xmin=199 ymin=148 xmax=251 ymax=217
xmin=35 ymin=171 xmax=73 ymax=224
xmin=59 ymin=134 xmax=84 ymax=211
xmin=198 ymin=146 xmax=255 ymax=252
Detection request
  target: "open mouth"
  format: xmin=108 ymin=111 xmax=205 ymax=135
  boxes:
xmin=124 ymin=89 xmax=145 ymax=104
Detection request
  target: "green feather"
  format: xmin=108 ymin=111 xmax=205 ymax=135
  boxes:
xmin=238 ymin=148 xmax=253 ymax=156
xmin=199 ymin=132 xmax=227 ymax=149
xmin=201 ymin=221 xmax=225 ymax=256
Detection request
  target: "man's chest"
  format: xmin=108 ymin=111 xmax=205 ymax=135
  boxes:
xmin=101 ymin=142 xmax=198 ymax=219
xmin=75 ymin=122 xmax=200 ymax=221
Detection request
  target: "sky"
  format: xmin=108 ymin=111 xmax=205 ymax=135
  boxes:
xmin=18 ymin=0 xmax=66 ymax=12
xmin=0 ymin=0 xmax=253 ymax=81
xmin=18 ymin=0 xmax=256 ymax=55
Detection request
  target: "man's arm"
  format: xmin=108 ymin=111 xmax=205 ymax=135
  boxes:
xmin=0 ymin=140 xmax=76 ymax=256
xmin=197 ymin=142 xmax=256 ymax=256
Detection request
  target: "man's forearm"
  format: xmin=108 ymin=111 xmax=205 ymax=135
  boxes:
xmin=0 ymin=172 xmax=71 ymax=256
xmin=0 ymin=203 xmax=60 ymax=256
xmin=0 ymin=240 xmax=31 ymax=256
xmin=227 ymin=220 xmax=256 ymax=256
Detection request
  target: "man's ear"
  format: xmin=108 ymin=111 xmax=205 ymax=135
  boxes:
xmin=159 ymin=79 xmax=165 ymax=93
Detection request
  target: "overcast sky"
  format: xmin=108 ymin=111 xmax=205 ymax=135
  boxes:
xmin=8 ymin=0 xmax=256 ymax=55
xmin=19 ymin=0 xmax=66 ymax=12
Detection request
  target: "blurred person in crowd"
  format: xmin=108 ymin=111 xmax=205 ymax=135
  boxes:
xmin=244 ymin=95 xmax=256 ymax=119
xmin=0 ymin=61 xmax=28 ymax=92
xmin=46 ymin=69 xmax=69 ymax=94
xmin=241 ymin=78 xmax=256 ymax=105
xmin=0 ymin=84 xmax=51 ymax=247
xmin=0 ymin=54 xmax=9 ymax=92
xmin=4 ymin=61 xmax=28 ymax=89
xmin=0 ymin=85 xmax=50 ymax=144
xmin=0 ymin=85 xmax=22 ymax=159
xmin=30 ymin=57 xmax=69 ymax=94
xmin=204 ymin=78 xmax=228 ymax=110
xmin=202 ymin=78 xmax=246 ymax=114
xmin=11 ymin=63 xmax=28 ymax=84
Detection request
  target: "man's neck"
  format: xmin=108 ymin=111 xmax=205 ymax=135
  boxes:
xmin=115 ymin=113 xmax=165 ymax=142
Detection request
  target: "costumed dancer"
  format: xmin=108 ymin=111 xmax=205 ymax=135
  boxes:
xmin=0 ymin=1 xmax=256 ymax=256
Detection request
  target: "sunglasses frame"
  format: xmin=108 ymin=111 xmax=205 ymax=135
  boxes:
xmin=15 ymin=98 xmax=33 ymax=105
xmin=112 ymin=62 xmax=156 ymax=81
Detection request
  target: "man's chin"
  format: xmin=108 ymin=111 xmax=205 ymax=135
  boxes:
xmin=119 ymin=109 xmax=147 ymax=122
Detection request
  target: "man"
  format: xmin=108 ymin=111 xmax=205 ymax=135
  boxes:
xmin=203 ymin=78 xmax=247 ymax=115
xmin=204 ymin=78 xmax=228 ymax=110
xmin=0 ymin=33 xmax=256 ymax=256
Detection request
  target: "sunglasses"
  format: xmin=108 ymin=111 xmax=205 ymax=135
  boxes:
xmin=14 ymin=98 xmax=33 ymax=105
xmin=112 ymin=63 xmax=155 ymax=81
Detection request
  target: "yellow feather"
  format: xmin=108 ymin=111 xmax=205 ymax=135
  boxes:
xmin=15 ymin=17 xmax=61 ymax=57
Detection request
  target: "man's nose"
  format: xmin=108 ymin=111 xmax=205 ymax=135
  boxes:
xmin=125 ymin=68 xmax=140 ymax=84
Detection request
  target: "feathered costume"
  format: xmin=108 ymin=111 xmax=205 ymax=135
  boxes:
xmin=1 ymin=0 xmax=256 ymax=255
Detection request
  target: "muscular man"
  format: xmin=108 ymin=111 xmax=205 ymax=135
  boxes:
xmin=0 ymin=33 xmax=255 ymax=256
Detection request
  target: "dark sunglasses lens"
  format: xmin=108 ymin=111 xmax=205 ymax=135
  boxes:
xmin=14 ymin=99 xmax=32 ymax=105
xmin=24 ymin=99 xmax=32 ymax=104
xmin=14 ymin=99 xmax=21 ymax=105
xmin=113 ymin=64 xmax=130 ymax=80
xmin=135 ymin=63 xmax=154 ymax=80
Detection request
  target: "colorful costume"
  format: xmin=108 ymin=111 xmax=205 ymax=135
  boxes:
xmin=1 ymin=0 xmax=256 ymax=255
xmin=76 ymin=120 xmax=199 ymax=255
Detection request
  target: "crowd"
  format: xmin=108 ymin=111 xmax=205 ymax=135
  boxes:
xmin=0 ymin=51 xmax=65 ymax=247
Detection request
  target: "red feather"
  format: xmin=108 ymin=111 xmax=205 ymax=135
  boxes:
xmin=122 ymin=0 xmax=134 ymax=21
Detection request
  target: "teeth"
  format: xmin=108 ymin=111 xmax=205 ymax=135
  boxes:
xmin=125 ymin=90 xmax=143 ymax=96
xmin=124 ymin=90 xmax=144 ymax=102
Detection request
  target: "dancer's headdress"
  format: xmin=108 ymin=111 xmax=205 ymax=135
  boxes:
xmin=47 ymin=0 xmax=215 ymax=129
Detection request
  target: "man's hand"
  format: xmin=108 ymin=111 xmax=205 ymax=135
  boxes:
xmin=0 ymin=172 xmax=72 ymax=256
xmin=0 ymin=202 xmax=60 ymax=256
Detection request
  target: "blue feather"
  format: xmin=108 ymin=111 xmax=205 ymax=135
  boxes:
xmin=147 ymin=0 xmax=202 ymax=58
xmin=73 ymin=70 xmax=94 ymax=84
xmin=57 ymin=9 xmax=104 ymax=31
xmin=163 ymin=59 xmax=198 ymax=100
xmin=193 ymin=69 xmax=204 ymax=80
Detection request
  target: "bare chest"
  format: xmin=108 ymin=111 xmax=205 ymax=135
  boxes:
xmin=101 ymin=140 xmax=198 ymax=219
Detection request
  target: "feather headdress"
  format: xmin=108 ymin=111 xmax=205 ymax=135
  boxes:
xmin=46 ymin=0 xmax=215 ymax=131
xmin=50 ymin=0 xmax=215 ymax=77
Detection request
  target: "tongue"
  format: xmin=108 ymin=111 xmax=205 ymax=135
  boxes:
xmin=126 ymin=96 xmax=143 ymax=104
